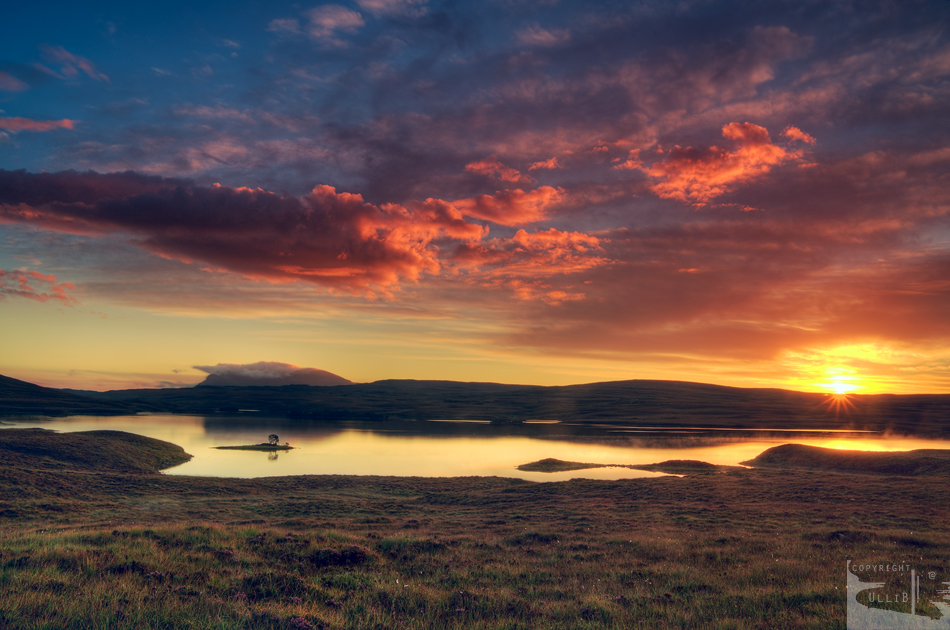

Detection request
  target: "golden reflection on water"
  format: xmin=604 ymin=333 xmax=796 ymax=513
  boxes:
xmin=4 ymin=415 xmax=950 ymax=480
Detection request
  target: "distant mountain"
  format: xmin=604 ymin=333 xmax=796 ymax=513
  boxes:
xmin=195 ymin=367 xmax=352 ymax=388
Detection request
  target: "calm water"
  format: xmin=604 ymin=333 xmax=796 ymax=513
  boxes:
xmin=5 ymin=414 xmax=950 ymax=481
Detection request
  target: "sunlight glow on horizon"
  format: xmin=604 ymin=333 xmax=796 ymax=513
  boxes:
xmin=820 ymin=369 xmax=860 ymax=395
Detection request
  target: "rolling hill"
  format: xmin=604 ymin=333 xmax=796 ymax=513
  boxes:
xmin=2 ymin=374 xmax=949 ymax=435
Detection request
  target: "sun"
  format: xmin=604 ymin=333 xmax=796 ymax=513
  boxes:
xmin=828 ymin=379 xmax=853 ymax=395
xmin=817 ymin=367 xmax=860 ymax=396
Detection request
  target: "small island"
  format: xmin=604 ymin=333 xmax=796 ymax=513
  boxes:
xmin=517 ymin=457 xmax=738 ymax=475
xmin=214 ymin=444 xmax=294 ymax=451
xmin=214 ymin=433 xmax=294 ymax=451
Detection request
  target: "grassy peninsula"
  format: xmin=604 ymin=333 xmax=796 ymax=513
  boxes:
xmin=2 ymin=429 xmax=950 ymax=629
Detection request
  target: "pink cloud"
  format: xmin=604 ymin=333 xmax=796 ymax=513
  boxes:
xmin=528 ymin=157 xmax=560 ymax=170
xmin=516 ymin=25 xmax=570 ymax=47
xmin=0 ymin=71 xmax=27 ymax=92
xmin=40 ymin=45 xmax=109 ymax=82
xmin=465 ymin=156 xmax=524 ymax=182
xmin=0 ymin=117 xmax=78 ymax=133
xmin=0 ymin=269 xmax=78 ymax=306
xmin=639 ymin=123 xmax=801 ymax=205
xmin=355 ymin=0 xmax=426 ymax=17
xmin=306 ymin=5 xmax=364 ymax=45
xmin=174 ymin=105 xmax=254 ymax=122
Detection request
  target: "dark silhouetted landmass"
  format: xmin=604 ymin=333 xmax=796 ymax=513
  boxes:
xmin=517 ymin=458 xmax=607 ymax=472
xmin=630 ymin=460 xmax=730 ymax=474
xmin=0 ymin=374 xmax=142 ymax=416
xmin=3 ymin=373 xmax=950 ymax=435
xmin=196 ymin=367 xmax=352 ymax=388
xmin=741 ymin=443 xmax=950 ymax=475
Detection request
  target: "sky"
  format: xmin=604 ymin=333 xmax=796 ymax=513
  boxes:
xmin=1 ymin=0 xmax=949 ymax=393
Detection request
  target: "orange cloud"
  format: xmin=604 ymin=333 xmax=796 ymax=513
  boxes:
xmin=0 ymin=269 xmax=78 ymax=306
xmin=452 ymin=186 xmax=564 ymax=226
xmin=612 ymin=149 xmax=643 ymax=170
xmin=0 ymin=117 xmax=78 ymax=133
xmin=465 ymin=156 xmax=523 ymax=182
xmin=511 ymin=227 xmax=600 ymax=253
xmin=528 ymin=157 xmax=560 ymax=170
xmin=640 ymin=122 xmax=801 ymax=205
xmin=783 ymin=126 xmax=816 ymax=144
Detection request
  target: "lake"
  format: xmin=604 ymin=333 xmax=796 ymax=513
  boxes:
xmin=4 ymin=414 xmax=950 ymax=481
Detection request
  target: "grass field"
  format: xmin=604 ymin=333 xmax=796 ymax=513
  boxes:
xmin=1 ymin=429 xmax=949 ymax=629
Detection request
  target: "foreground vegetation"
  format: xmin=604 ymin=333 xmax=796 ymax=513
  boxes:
xmin=1 ymin=429 xmax=949 ymax=629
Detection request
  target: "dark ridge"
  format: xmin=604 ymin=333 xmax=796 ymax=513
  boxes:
xmin=741 ymin=444 xmax=950 ymax=476
xmin=0 ymin=374 xmax=142 ymax=416
xmin=3 ymin=373 xmax=950 ymax=435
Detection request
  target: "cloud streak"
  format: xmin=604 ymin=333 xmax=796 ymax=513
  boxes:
xmin=0 ymin=269 xmax=78 ymax=305
xmin=0 ymin=117 xmax=77 ymax=133
xmin=38 ymin=45 xmax=109 ymax=82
